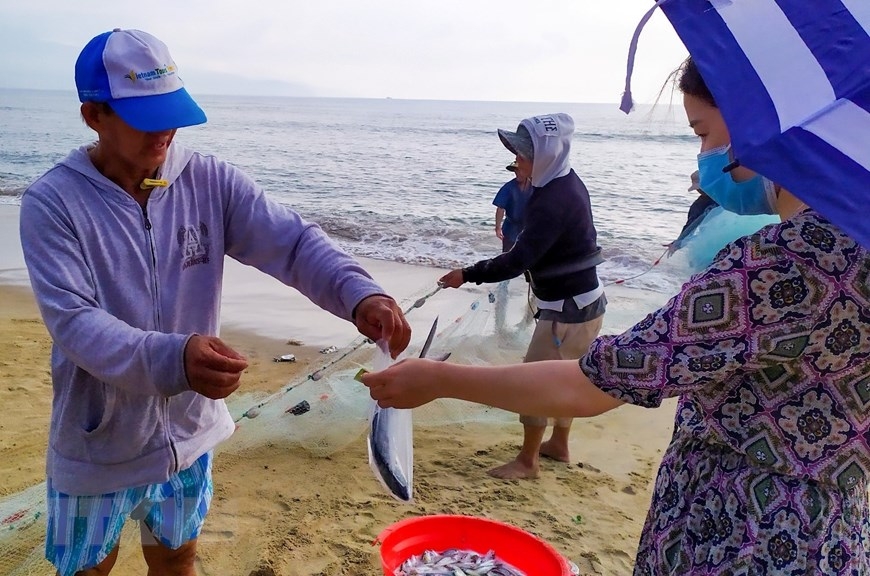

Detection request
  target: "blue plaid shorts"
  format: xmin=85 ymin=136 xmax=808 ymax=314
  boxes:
xmin=45 ymin=451 xmax=213 ymax=576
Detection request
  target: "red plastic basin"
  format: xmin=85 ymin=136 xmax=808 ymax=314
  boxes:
xmin=377 ymin=514 xmax=572 ymax=575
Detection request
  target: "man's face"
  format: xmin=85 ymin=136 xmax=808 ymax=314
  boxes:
xmin=514 ymin=155 xmax=532 ymax=184
xmin=84 ymin=102 xmax=177 ymax=175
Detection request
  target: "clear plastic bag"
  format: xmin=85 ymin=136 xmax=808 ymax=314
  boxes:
xmin=366 ymin=342 xmax=414 ymax=502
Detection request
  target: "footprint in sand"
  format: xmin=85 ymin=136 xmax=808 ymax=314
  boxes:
xmin=197 ymin=529 xmax=235 ymax=543
xmin=247 ymin=563 xmax=277 ymax=576
xmin=574 ymin=461 xmax=601 ymax=473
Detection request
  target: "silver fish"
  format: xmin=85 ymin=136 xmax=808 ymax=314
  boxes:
xmin=368 ymin=318 xmax=442 ymax=502
xmin=395 ymin=548 xmax=525 ymax=576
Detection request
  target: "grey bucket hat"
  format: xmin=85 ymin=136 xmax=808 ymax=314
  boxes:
xmin=498 ymin=124 xmax=534 ymax=161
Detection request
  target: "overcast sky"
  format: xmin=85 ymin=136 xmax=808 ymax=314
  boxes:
xmin=0 ymin=0 xmax=688 ymax=103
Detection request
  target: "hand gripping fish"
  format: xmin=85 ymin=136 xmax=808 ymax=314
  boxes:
xmin=366 ymin=317 xmax=442 ymax=502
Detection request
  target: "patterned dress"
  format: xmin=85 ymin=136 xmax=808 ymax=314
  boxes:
xmin=581 ymin=210 xmax=870 ymax=574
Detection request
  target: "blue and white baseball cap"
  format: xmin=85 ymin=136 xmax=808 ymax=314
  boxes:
xmin=75 ymin=28 xmax=206 ymax=132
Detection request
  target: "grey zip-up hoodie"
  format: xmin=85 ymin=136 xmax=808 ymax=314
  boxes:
xmin=20 ymin=142 xmax=385 ymax=495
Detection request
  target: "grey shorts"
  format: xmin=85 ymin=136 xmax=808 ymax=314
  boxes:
xmin=520 ymin=295 xmax=605 ymax=427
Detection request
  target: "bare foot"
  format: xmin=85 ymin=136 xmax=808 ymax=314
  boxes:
xmin=539 ymin=439 xmax=570 ymax=463
xmin=487 ymin=459 xmax=539 ymax=479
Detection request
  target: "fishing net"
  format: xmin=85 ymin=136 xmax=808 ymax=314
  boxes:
xmin=0 ymin=483 xmax=50 ymax=576
xmin=223 ymin=276 xmax=536 ymax=458
xmin=0 ymin=276 xmax=535 ymax=575
xmin=0 ymin=481 xmax=141 ymax=576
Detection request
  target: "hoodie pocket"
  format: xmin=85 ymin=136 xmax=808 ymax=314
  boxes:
xmin=55 ymin=373 xmax=167 ymax=467
xmin=74 ymin=385 xmax=166 ymax=466
xmin=81 ymin=383 xmax=116 ymax=436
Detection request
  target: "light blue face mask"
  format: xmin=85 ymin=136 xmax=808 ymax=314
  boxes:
xmin=697 ymin=145 xmax=778 ymax=215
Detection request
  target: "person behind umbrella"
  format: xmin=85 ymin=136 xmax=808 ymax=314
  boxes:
xmin=663 ymin=169 xmax=718 ymax=256
xmin=362 ymin=56 xmax=870 ymax=574
xmin=21 ymin=28 xmax=412 ymax=576
xmin=437 ymin=113 xmax=607 ymax=480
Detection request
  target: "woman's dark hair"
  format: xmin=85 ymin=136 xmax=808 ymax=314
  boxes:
xmin=677 ymin=56 xmax=717 ymax=108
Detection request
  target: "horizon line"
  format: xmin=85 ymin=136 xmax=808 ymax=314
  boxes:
xmin=0 ymin=86 xmax=659 ymax=108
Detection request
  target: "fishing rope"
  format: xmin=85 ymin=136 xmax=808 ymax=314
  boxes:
xmin=406 ymin=284 xmax=443 ymax=314
xmin=505 ymin=248 xmax=666 ymax=350
xmin=482 ymin=244 xmax=669 ymax=350
xmin=236 ymin=284 xmax=444 ymax=422
xmin=525 ymin=280 xmax=536 ymax=319
xmin=305 ymin=285 xmax=442 ymax=381
xmin=542 ymin=249 xmax=666 ymax=347
xmin=604 ymin=247 xmax=669 ymax=287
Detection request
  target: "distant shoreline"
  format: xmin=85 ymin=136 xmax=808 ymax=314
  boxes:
xmin=0 ymin=86 xmax=629 ymax=107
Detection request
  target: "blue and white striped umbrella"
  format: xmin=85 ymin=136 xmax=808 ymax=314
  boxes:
xmin=623 ymin=0 xmax=870 ymax=249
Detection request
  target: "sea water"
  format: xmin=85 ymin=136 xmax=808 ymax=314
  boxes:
xmin=0 ymin=88 xmax=702 ymax=296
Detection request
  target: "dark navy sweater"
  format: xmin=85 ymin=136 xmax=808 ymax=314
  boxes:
xmin=463 ymin=169 xmax=600 ymax=301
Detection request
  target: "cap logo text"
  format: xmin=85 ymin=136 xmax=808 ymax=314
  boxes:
xmin=123 ymin=64 xmax=177 ymax=83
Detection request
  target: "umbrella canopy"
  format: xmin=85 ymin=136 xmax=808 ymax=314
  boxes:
xmin=629 ymin=0 xmax=870 ymax=249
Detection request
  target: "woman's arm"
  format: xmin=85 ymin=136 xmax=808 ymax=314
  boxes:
xmin=362 ymin=358 xmax=623 ymax=418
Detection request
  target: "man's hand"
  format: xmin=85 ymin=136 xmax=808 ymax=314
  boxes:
xmin=184 ymin=335 xmax=248 ymax=399
xmin=437 ymin=269 xmax=465 ymax=289
xmin=353 ymin=295 xmax=412 ymax=359
xmin=495 ymin=226 xmax=504 ymax=240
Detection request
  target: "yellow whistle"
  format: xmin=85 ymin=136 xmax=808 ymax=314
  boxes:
xmin=139 ymin=178 xmax=169 ymax=190
xmin=354 ymin=368 xmax=369 ymax=382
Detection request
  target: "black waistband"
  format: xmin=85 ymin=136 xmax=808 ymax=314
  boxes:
xmin=530 ymin=247 xmax=605 ymax=281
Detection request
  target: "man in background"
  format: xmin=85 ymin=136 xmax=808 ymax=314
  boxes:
xmin=492 ymin=159 xmax=532 ymax=332
xmin=493 ymin=160 xmax=532 ymax=252
xmin=438 ymin=113 xmax=606 ymax=479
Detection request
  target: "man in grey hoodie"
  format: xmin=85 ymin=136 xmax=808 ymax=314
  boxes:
xmin=438 ymin=113 xmax=606 ymax=480
xmin=20 ymin=29 xmax=411 ymax=576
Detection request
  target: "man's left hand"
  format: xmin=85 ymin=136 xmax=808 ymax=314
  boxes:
xmin=353 ymin=295 xmax=412 ymax=358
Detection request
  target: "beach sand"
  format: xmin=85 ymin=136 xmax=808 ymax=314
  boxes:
xmin=0 ymin=203 xmax=677 ymax=575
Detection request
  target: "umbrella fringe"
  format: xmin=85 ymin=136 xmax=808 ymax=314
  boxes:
xmin=620 ymin=0 xmax=670 ymax=114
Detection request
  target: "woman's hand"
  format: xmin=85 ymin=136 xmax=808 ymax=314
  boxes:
xmin=360 ymin=358 xmax=443 ymax=408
